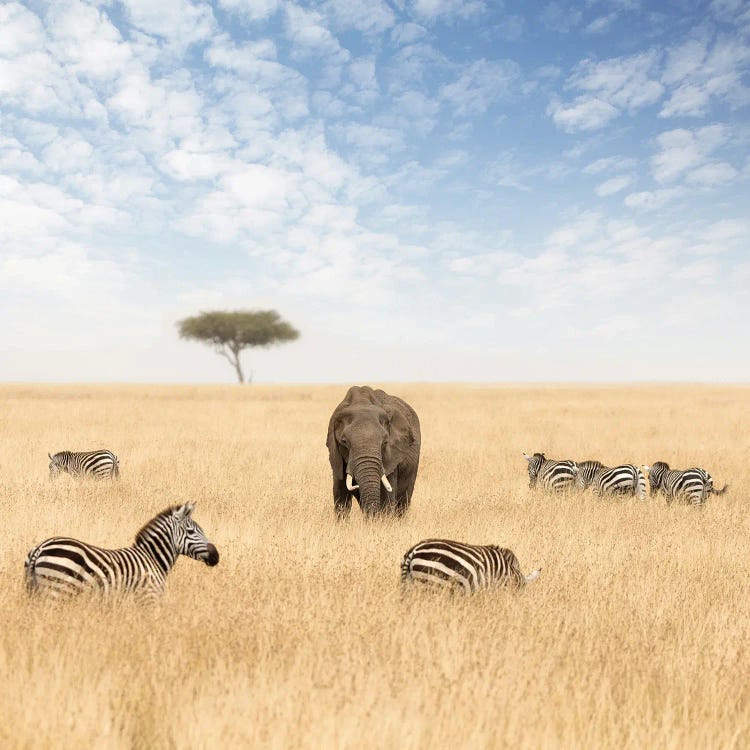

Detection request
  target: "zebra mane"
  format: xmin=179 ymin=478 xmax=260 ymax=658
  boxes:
xmin=134 ymin=506 xmax=183 ymax=545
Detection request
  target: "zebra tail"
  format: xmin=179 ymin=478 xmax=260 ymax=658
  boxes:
xmin=400 ymin=549 xmax=415 ymax=585
xmin=24 ymin=547 xmax=42 ymax=595
xmin=525 ymin=568 xmax=541 ymax=584
xmin=113 ymin=458 xmax=120 ymax=479
xmin=636 ymin=468 xmax=646 ymax=501
xmin=712 ymin=484 xmax=729 ymax=496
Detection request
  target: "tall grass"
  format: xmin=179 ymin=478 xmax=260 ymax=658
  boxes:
xmin=0 ymin=384 xmax=748 ymax=748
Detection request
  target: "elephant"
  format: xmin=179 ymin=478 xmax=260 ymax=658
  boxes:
xmin=326 ymin=386 xmax=421 ymax=519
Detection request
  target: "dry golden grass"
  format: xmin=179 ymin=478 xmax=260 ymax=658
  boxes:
xmin=1 ymin=383 xmax=749 ymax=749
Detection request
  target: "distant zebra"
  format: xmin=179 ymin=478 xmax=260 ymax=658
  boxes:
xmin=524 ymin=452 xmax=579 ymax=492
xmin=25 ymin=503 xmax=219 ymax=603
xmin=48 ymin=450 xmax=119 ymax=479
xmin=575 ymin=460 xmax=605 ymax=490
xmin=645 ymin=462 xmax=728 ymax=505
xmin=592 ymin=464 xmax=646 ymax=500
xmin=401 ymin=538 xmax=540 ymax=595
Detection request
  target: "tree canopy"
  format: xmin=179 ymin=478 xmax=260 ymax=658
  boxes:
xmin=177 ymin=309 xmax=299 ymax=383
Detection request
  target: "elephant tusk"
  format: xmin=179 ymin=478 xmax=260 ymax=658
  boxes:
xmin=346 ymin=474 xmax=359 ymax=491
xmin=381 ymin=474 xmax=393 ymax=492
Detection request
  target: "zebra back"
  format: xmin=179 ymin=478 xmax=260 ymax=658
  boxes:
xmin=592 ymin=464 xmax=646 ymax=500
xmin=401 ymin=538 xmax=540 ymax=595
xmin=49 ymin=450 xmax=119 ymax=479
xmin=576 ymin=460 xmax=606 ymax=490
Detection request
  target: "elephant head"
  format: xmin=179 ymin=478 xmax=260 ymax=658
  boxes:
xmin=327 ymin=387 xmax=416 ymax=516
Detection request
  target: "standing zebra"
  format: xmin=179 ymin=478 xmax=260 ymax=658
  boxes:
xmin=25 ymin=503 xmax=219 ymax=603
xmin=590 ymin=464 xmax=646 ymax=500
xmin=48 ymin=450 xmax=119 ymax=479
xmin=645 ymin=462 xmax=728 ymax=505
xmin=401 ymin=538 xmax=540 ymax=595
xmin=523 ymin=452 xmax=579 ymax=492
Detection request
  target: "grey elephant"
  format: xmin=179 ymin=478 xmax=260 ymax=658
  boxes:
xmin=326 ymin=386 xmax=421 ymax=519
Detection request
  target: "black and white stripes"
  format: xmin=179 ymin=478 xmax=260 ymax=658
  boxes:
xmin=577 ymin=463 xmax=646 ymax=500
xmin=524 ymin=452 xmax=579 ymax=492
xmin=24 ymin=503 xmax=219 ymax=603
xmin=645 ymin=462 xmax=728 ymax=505
xmin=48 ymin=450 xmax=119 ymax=479
xmin=401 ymin=538 xmax=540 ymax=595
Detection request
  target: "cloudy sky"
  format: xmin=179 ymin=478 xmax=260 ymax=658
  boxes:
xmin=1 ymin=0 xmax=748 ymax=383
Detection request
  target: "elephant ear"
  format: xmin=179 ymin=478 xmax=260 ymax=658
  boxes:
xmin=383 ymin=405 xmax=414 ymax=476
xmin=326 ymin=415 xmax=344 ymax=480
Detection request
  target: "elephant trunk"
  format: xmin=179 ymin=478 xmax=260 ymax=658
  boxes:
xmin=350 ymin=455 xmax=385 ymax=516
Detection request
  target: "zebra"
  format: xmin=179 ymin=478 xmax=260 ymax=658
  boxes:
xmin=48 ymin=450 xmax=119 ymax=479
xmin=24 ymin=503 xmax=219 ymax=603
xmin=590 ymin=464 xmax=646 ymax=500
xmin=523 ymin=452 xmax=579 ymax=492
xmin=575 ymin=460 xmax=605 ymax=490
xmin=645 ymin=462 xmax=728 ymax=505
xmin=401 ymin=538 xmax=540 ymax=595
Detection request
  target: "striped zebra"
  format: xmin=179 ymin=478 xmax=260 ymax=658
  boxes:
xmin=575 ymin=460 xmax=605 ymax=490
xmin=401 ymin=539 xmax=540 ymax=595
xmin=591 ymin=464 xmax=646 ymax=500
xmin=24 ymin=503 xmax=219 ymax=603
xmin=48 ymin=450 xmax=119 ymax=479
xmin=523 ymin=452 xmax=579 ymax=492
xmin=645 ymin=462 xmax=728 ymax=505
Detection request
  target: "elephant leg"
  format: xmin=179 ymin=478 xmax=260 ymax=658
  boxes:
xmin=395 ymin=468 xmax=416 ymax=516
xmin=333 ymin=479 xmax=352 ymax=519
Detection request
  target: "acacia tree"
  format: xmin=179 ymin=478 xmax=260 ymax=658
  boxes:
xmin=177 ymin=310 xmax=299 ymax=383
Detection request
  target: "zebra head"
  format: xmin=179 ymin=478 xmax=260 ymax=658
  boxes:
xmin=172 ymin=504 xmax=220 ymax=567
xmin=645 ymin=462 xmax=669 ymax=494
xmin=523 ymin=452 xmax=545 ymax=487
xmin=48 ymin=452 xmax=62 ymax=478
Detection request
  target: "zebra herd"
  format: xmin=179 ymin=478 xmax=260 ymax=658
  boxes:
xmin=25 ymin=428 xmax=730 ymax=602
xmin=524 ymin=452 xmax=728 ymax=505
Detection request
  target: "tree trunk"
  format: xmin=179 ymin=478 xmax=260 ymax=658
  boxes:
xmin=230 ymin=345 xmax=244 ymax=383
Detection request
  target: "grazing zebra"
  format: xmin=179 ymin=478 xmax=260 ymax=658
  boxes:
xmin=523 ymin=452 xmax=579 ymax=492
xmin=401 ymin=539 xmax=540 ymax=595
xmin=645 ymin=462 xmax=728 ymax=505
xmin=575 ymin=460 xmax=605 ymax=490
xmin=48 ymin=450 xmax=119 ymax=479
xmin=24 ymin=503 xmax=219 ymax=603
xmin=590 ymin=464 xmax=646 ymax=500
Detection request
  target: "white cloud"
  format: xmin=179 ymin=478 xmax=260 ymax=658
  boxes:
xmin=217 ymin=0 xmax=280 ymax=22
xmin=583 ymin=156 xmax=637 ymax=174
xmin=409 ymin=0 xmax=487 ymax=23
xmin=660 ymin=36 xmax=750 ymax=117
xmin=623 ymin=187 xmax=686 ymax=209
xmin=684 ymin=161 xmax=737 ymax=186
xmin=120 ymin=0 xmax=215 ymax=50
xmin=595 ymin=174 xmax=634 ymax=196
xmin=320 ymin=0 xmax=395 ymax=34
xmin=548 ymin=96 xmax=619 ymax=131
xmin=439 ymin=59 xmax=519 ymax=117
xmin=651 ymin=125 xmax=730 ymax=183
xmin=539 ymin=2 xmax=582 ymax=32
xmin=550 ymin=50 xmax=663 ymax=131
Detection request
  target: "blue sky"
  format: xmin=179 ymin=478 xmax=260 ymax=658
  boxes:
xmin=1 ymin=0 xmax=748 ymax=382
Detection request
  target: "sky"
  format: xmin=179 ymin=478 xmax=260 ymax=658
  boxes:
xmin=1 ymin=0 xmax=749 ymax=383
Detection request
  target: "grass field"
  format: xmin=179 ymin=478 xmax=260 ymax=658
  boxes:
xmin=0 ymin=383 xmax=748 ymax=749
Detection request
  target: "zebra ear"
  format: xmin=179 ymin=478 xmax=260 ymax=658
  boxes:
xmin=174 ymin=503 xmax=195 ymax=520
xmin=48 ymin=453 xmax=53 ymax=461
xmin=523 ymin=453 xmax=531 ymax=461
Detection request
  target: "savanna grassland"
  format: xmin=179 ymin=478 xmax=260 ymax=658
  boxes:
xmin=0 ymin=383 xmax=749 ymax=749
